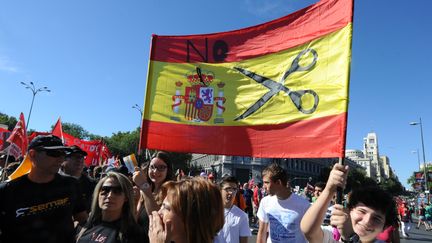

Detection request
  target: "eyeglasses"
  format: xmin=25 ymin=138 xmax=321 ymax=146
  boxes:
xmin=100 ymin=186 xmax=123 ymax=195
xmin=40 ymin=149 xmax=67 ymax=158
xmin=150 ymin=164 xmax=167 ymax=172
xmin=223 ymin=187 xmax=238 ymax=194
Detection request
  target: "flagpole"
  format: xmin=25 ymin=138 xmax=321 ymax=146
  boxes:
xmin=336 ymin=157 xmax=344 ymax=204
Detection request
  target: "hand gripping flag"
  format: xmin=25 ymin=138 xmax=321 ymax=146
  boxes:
xmin=140 ymin=0 xmax=353 ymax=158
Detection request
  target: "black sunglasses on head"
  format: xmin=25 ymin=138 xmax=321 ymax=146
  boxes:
xmin=100 ymin=186 xmax=123 ymax=195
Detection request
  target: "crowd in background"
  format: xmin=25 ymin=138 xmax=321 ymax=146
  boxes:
xmin=1 ymin=134 xmax=430 ymax=243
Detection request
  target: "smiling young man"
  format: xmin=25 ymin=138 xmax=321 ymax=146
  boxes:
xmin=214 ymin=175 xmax=251 ymax=243
xmin=256 ymin=163 xmax=310 ymax=243
xmin=0 ymin=135 xmax=88 ymax=243
xmin=300 ymin=164 xmax=398 ymax=243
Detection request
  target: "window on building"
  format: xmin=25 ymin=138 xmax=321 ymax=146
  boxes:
xmin=369 ymin=138 xmax=375 ymax=144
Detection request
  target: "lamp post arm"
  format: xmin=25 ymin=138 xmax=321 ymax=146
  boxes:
xmin=26 ymin=93 xmax=36 ymax=132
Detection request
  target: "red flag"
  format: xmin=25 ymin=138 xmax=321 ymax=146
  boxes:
xmin=0 ymin=127 xmax=11 ymax=150
xmin=101 ymin=143 xmax=112 ymax=162
xmin=52 ymin=117 xmax=64 ymax=142
xmin=63 ymin=132 xmax=103 ymax=166
xmin=6 ymin=113 xmax=28 ymax=158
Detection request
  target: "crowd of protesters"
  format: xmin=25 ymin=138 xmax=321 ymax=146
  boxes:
xmin=0 ymin=134 xmax=430 ymax=243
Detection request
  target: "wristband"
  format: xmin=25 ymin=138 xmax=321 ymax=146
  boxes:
xmin=140 ymin=182 xmax=150 ymax=190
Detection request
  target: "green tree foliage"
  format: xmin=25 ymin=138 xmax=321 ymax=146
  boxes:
xmin=59 ymin=122 xmax=90 ymax=139
xmin=0 ymin=112 xmax=18 ymax=130
xmin=168 ymin=152 xmax=193 ymax=174
xmin=105 ymin=128 xmax=140 ymax=158
xmin=380 ymin=177 xmax=404 ymax=195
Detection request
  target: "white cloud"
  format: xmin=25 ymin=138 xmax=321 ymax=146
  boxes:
xmin=0 ymin=55 xmax=19 ymax=72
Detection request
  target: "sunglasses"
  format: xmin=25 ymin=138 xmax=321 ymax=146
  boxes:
xmin=223 ymin=187 xmax=238 ymax=194
xmin=39 ymin=149 xmax=67 ymax=158
xmin=149 ymin=164 xmax=167 ymax=172
xmin=100 ymin=186 xmax=123 ymax=195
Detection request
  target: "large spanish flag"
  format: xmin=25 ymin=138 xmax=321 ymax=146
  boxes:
xmin=140 ymin=0 xmax=353 ymax=158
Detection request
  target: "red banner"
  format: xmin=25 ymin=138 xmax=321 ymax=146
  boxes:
xmin=6 ymin=113 xmax=28 ymax=159
xmin=62 ymin=133 xmax=103 ymax=167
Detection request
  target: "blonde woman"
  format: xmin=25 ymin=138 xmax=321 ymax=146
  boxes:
xmin=76 ymin=172 xmax=144 ymax=243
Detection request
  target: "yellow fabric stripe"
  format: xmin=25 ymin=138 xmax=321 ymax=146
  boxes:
xmin=144 ymin=24 xmax=352 ymax=126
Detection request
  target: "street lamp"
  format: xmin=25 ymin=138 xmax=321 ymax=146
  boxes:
xmin=20 ymin=81 xmax=50 ymax=131
xmin=132 ymin=104 xmax=143 ymax=117
xmin=410 ymin=118 xmax=428 ymax=196
xmin=132 ymin=104 xmax=143 ymax=158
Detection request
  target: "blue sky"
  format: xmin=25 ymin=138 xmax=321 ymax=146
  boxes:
xmin=1 ymin=0 xmax=431 ymax=188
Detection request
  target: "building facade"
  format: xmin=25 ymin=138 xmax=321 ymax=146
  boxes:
xmin=191 ymin=154 xmax=363 ymax=187
xmin=345 ymin=132 xmax=396 ymax=183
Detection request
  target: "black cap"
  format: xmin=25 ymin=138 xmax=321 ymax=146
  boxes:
xmin=67 ymin=145 xmax=88 ymax=156
xmin=28 ymin=135 xmax=70 ymax=151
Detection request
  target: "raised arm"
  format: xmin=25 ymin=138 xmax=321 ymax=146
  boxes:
xmin=133 ymin=170 xmax=160 ymax=215
xmin=300 ymin=164 xmax=348 ymax=243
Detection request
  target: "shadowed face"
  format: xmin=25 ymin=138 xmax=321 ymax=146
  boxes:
xmin=63 ymin=153 xmax=85 ymax=177
xmin=263 ymin=175 xmax=277 ymax=195
xmin=98 ymin=178 xmax=127 ymax=215
xmin=31 ymin=149 xmax=67 ymax=175
xmin=221 ymin=182 xmax=238 ymax=208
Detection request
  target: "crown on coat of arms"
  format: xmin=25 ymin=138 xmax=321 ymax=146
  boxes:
xmin=185 ymin=70 xmax=215 ymax=86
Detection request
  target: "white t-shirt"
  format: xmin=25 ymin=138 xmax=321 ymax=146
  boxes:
xmin=214 ymin=205 xmax=251 ymax=243
xmin=257 ymin=193 xmax=310 ymax=243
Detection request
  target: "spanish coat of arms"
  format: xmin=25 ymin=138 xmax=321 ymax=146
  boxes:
xmin=171 ymin=69 xmax=226 ymax=123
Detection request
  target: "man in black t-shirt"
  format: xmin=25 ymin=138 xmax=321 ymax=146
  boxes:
xmin=60 ymin=145 xmax=96 ymax=212
xmin=0 ymin=135 xmax=88 ymax=243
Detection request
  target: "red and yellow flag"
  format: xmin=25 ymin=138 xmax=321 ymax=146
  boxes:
xmin=140 ymin=0 xmax=353 ymax=158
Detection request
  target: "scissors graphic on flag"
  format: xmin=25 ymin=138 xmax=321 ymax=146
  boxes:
xmin=234 ymin=48 xmax=319 ymax=121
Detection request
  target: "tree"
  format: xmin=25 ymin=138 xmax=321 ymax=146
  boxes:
xmin=105 ymin=128 xmax=140 ymax=158
xmin=57 ymin=122 xmax=90 ymax=139
xmin=0 ymin=112 xmax=18 ymax=130
xmin=379 ymin=177 xmax=404 ymax=195
xmin=168 ymin=152 xmax=192 ymax=174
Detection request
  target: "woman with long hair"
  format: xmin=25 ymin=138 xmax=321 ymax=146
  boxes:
xmin=133 ymin=151 xmax=173 ymax=215
xmin=76 ymin=172 xmax=144 ymax=243
xmin=149 ymin=177 xmax=224 ymax=243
